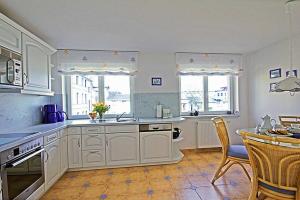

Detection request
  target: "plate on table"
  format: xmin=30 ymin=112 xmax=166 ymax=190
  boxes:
xmin=287 ymin=127 xmax=300 ymax=134
xmin=266 ymin=129 xmax=293 ymax=137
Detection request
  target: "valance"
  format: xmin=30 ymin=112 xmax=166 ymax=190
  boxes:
xmin=57 ymin=50 xmax=138 ymax=75
xmin=176 ymin=53 xmax=242 ymax=75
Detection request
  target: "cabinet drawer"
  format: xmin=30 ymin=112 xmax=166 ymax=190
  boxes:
xmin=82 ymin=149 xmax=105 ymax=167
xmin=44 ymin=132 xmax=58 ymax=145
xmin=105 ymin=125 xmax=139 ymax=133
xmin=82 ymin=134 xmax=105 ymax=150
xmin=67 ymin=127 xmax=81 ymax=135
xmin=82 ymin=126 xmax=105 ymax=134
xmin=59 ymin=129 xmax=68 ymax=138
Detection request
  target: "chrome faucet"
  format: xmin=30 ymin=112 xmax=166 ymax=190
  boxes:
xmin=116 ymin=112 xmax=126 ymax=122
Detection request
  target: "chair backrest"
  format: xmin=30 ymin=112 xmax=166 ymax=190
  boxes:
xmin=212 ymin=117 xmax=230 ymax=154
xmin=279 ymin=116 xmax=300 ymax=127
xmin=241 ymin=131 xmax=300 ymax=194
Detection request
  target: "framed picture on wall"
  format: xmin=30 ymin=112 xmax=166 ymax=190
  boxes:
xmin=286 ymin=70 xmax=297 ymax=77
xmin=269 ymin=68 xmax=281 ymax=79
xmin=269 ymin=82 xmax=277 ymax=92
xmin=152 ymin=77 xmax=162 ymax=86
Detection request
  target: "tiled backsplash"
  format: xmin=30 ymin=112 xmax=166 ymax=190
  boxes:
xmin=134 ymin=92 xmax=180 ymax=118
xmin=0 ymin=94 xmax=50 ymax=132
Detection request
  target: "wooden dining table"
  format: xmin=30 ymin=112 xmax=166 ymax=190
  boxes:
xmin=236 ymin=128 xmax=300 ymax=148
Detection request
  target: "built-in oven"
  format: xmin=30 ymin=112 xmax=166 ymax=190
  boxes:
xmin=0 ymin=46 xmax=22 ymax=89
xmin=1 ymin=138 xmax=44 ymax=200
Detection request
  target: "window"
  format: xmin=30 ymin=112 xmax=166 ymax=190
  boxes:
xmin=67 ymin=75 xmax=132 ymax=118
xmin=104 ymin=75 xmax=131 ymax=115
xmin=180 ymin=76 xmax=204 ymax=113
xmin=180 ymin=75 xmax=236 ymax=115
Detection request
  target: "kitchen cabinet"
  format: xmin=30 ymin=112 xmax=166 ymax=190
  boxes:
xmin=106 ymin=132 xmax=139 ymax=166
xmin=105 ymin=125 xmax=139 ymax=133
xmin=21 ymin=33 xmax=53 ymax=95
xmin=82 ymin=134 xmax=105 ymax=150
xmin=140 ymin=131 xmax=172 ymax=163
xmin=44 ymin=139 xmax=60 ymax=191
xmin=82 ymin=149 xmax=105 ymax=167
xmin=0 ymin=19 xmax=21 ymax=53
xmin=59 ymin=130 xmax=68 ymax=175
xmin=68 ymin=134 xmax=82 ymax=168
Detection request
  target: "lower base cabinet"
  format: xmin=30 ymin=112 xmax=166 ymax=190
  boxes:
xmin=60 ymin=135 xmax=68 ymax=175
xmin=44 ymin=139 xmax=60 ymax=191
xmin=106 ymin=132 xmax=140 ymax=166
xmin=68 ymin=135 xmax=82 ymax=168
xmin=82 ymin=149 xmax=106 ymax=167
xmin=140 ymin=131 xmax=172 ymax=163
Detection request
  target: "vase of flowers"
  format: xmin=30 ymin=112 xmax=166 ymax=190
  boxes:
xmin=92 ymin=102 xmax=110 ymax=121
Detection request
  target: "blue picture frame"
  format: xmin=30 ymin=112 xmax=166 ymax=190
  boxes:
xmin=152 ymin=77 xmax=162 ymax=86
xmin=269 ymin=68 xmax=281 ymax=79
xmin=286 ymin=70 xmax=297 ymax=77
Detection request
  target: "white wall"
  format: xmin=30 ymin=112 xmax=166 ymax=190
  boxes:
xmin=246 ymin=35 xmax=300 ymax=127
xmin=135 ymin=52 xmax=178 ymax=93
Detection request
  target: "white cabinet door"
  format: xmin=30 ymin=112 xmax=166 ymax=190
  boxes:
xmin=44 ymin=139 xmax=60 ymax=191
xmin=68 ymin=135 xmax=82 ymax=168
xmin=0 ymin=19 xmax=21 ymax=53
xmin=22 ymin=33 xmax=52 ymax=95
xmin=82 ymin=134 xmax=105 ymax=150
xmin=106 ymin=132 xmax=139 ymax=166
xmin=82 ymin=149 xmax=105 ymax=167
xmin=60 ymin=135 xmax=68 ymax=175
xmin=140 ymin=131 xmax=172 ymax=163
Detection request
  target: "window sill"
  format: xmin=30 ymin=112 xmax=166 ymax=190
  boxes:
xmin=181 ymin=114 xmax=240 ymax=119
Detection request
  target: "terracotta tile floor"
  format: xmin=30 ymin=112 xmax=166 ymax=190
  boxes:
xmin=41 ymin=150 xmax=255 ymax=200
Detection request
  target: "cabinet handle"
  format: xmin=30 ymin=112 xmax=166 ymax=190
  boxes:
xmin=106 ymin=140 xmax=108 ymax=146
xmin=45 ymin=151 xmax=49 ymax=163
xmin=78 ymin=139 xmax=80 ymax=147
xmin=87 ymin=129 xmax=98 ymax=132
xmin=23 ymin=73 xmax=29 ymax=85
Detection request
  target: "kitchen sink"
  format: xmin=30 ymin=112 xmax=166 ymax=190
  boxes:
xmin=116 ymin=118 xmax=137 ymax=122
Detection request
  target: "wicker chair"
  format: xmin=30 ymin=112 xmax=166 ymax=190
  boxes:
xmin=211 ymin=117 xmax=251 ymax=184
xmin=279 ymin=116 xmax=300 ymax=127
xmin=241 ymin=131 xmax=300 ymax=200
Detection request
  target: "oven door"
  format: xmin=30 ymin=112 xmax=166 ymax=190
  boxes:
xmin=1 ymin=148 xmax=44 ymax=200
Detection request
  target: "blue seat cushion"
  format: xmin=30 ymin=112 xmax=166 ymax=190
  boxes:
xmin=227 ymin=145 xmax=249 ymax=159
xmin=259 ymin=181 xmax=296 ymax=196
xmin=292 ymin=133 xmax=300 ymax=139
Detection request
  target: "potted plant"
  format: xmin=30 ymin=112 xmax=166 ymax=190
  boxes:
xmin=92 ymin=102 xmax=110 ymax=121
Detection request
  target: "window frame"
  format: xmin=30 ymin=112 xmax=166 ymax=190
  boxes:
xmin=179 ymin=75 xmax=238 ymax=116
xmin=66 ymin=75 xmax=134 ymax=119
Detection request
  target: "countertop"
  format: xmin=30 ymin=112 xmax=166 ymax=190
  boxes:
xmin=0 ymin=117 xmax=185 ymax=152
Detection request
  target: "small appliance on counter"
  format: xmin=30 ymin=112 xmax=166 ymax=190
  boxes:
xmin=163 ymin=108 xmax=172 ymax=119
xmin=42 ymin=104 xmax=67 ymax=123
xmin=173 ymin=128 xmax=181 ymax=139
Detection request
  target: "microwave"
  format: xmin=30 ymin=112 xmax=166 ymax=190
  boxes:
xmin=0 ymin=47 xmax=22 ymax=88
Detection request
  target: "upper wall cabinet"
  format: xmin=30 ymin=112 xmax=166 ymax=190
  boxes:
xmin=22 ymin=34 xmax=54 ymax=95
xmin=0 ymin=12 xmax=56 ymax=96
xmin=0 ymin=19 xmax=21 ymax=53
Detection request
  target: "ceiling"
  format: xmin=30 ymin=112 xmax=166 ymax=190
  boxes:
xmin=0 ymin=0 xmax=299 ymax=53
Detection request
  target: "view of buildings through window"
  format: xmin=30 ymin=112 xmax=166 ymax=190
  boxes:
xmin=180 ymin=75 xmax=231 ymax=113
xmin=71 ymin=75 xmax=99 ymax=116
xmin=70 ymin=75 xmax=131 ymax=116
